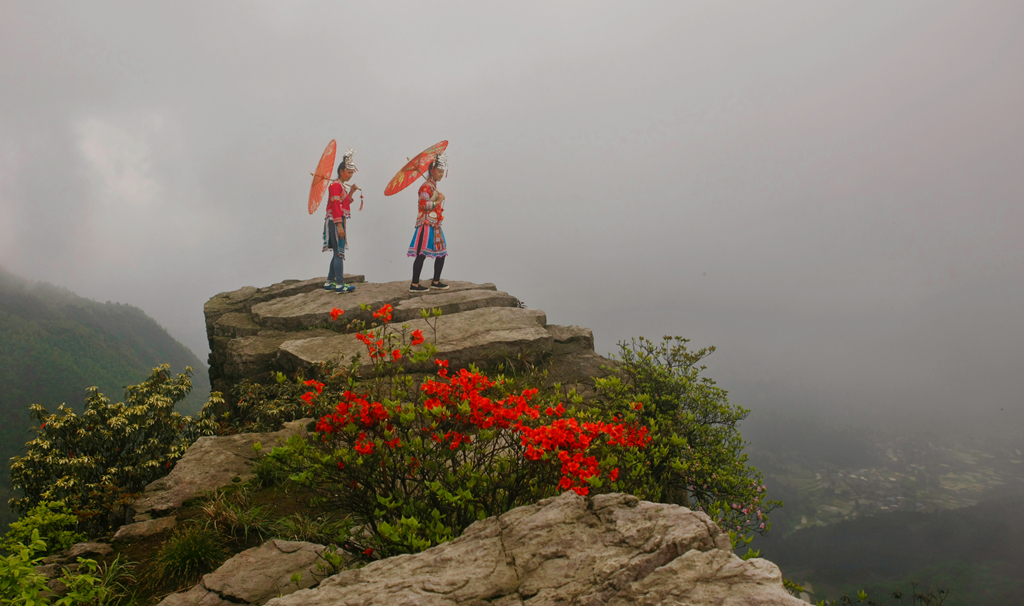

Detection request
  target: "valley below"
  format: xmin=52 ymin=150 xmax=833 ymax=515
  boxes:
xmin=746 ymin=417 xmax=1024 ymax=605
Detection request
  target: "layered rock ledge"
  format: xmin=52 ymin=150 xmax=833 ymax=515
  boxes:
xmin=206 ymin=277 xmax=609 ymax=395
xmin=265 ymin=492 xmax=805 ymax=606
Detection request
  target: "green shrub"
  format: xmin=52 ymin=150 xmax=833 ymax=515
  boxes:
xmin=598 ymin=336 xmax=781 ymax=538
xmin=0 ymin=530 xmax=50 ymax=605
xmin=0 ymin=530 xmax=135 ymax=606
xmin=0 ymin=501 xmax=85 ymax=556
xmin=152 ymin=524 xmax=227 ymax=590
xmin=225 ymin=365 xmax=354 ymax=433
xmin=8 ymin=365 xmax=221 ymax=532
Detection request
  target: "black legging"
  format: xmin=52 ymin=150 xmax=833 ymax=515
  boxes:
xmin=412 ymin=254 xmax=445 ymax=284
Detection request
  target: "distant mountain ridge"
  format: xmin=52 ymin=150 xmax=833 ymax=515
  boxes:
xmin=0 ymin=267 xmax=209 ymax=525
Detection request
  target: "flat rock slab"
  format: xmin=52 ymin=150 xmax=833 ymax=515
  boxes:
xmin=265 ymin=492 xmax=804 ymax=606
xmin=64 ymin=542 xmax=113 ymax=560
xmin=132 ymin=419 xmax=311 ymax=521
xmin=278 ymin=307 xmax=555 ymax=372
xmin=158 ymin=540 xmax=326 ymax=606
xmin=250 ymin=281 xmax=504 ymax=332
xmin=393 ymin=289 xmax=520 ymax=323
xmin=112 ymin=516 xmax=177 ymax=541
xmin=206 ymin=276 xmax=366 ymax=321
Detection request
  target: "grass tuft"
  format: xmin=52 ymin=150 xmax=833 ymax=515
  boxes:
xmin=151 ymin=524 xmax=228 ymax=590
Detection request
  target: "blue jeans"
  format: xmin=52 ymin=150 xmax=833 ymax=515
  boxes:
xmin=326 ymin=220 xmax=345 ymax=285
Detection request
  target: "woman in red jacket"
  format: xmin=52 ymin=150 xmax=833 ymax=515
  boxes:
xmin=323 ymin=149 xmax=360 ymax=293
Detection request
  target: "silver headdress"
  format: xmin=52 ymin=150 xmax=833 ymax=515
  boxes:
xmin=341 ymin=148 xmax=357 ymax=171
xmin=432 ymin=151 xmax=449 ymax=172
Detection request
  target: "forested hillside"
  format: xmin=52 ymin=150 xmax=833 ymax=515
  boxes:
xmin=0 ymin=267 xmax=209 ymax=526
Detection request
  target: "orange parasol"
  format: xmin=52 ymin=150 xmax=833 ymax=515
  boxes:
xmin=308 ymin=140 xmax=337 ymax=214
xmin=383 ymin=140 xmax=448 ymax=196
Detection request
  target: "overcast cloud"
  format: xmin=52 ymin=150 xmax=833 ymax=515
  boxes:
xmin=2 ymin=1 xmax=1022 ymax=435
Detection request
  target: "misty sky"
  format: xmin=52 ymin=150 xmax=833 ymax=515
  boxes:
xmin=2 ymin=1 xmax=1022 ymax=434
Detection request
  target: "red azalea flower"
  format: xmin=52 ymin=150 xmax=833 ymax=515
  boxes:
xmin=391 ymin=349 xmax=402 ymax=361
xmin=410 ymin=329 xmax=425 ymax=346
xmin=330 ymin=307 xmax=344 ymax=321
xmin=372 ymin=304 xmax=393 ymax=323
xmin=300 ymin=392 xmax=315 ymax=403
xmin=362 ymin=547 xmax=373 ymax=556
xmin=354 ymin=431 xmax=376 ymax=455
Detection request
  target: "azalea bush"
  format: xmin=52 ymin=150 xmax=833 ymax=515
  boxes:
xmin=265 ymin=305 xmax=652 ymax=558
xmin=225 ymin=367 xmax=355 ymax=434
xmin=598 ymin=336 xmax=780 ymax=540
xmin=8 ymin=365 xmax=221 ymax=532
xmin=218 ymin=305 xmax=440 ymax=433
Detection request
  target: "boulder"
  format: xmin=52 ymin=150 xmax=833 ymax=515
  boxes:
xmin=36 ymin=542 xmax=113 ymax=584
xmin=131 ymin=419 xmax=311 ymax=521
xmin=265 ymin=492 xmax=805 ymax=606
xmin=112 ymin=516 xmax=177 ymax=541
xmin=63 ymin=542 xmax=113 ymax=559
xmin=157 ymin=540 xmax=326 ymax=606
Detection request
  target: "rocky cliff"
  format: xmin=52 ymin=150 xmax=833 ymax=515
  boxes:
xmin=205 ymin=276 xmax=611 ymax=396
xmin=55 ymin=276 xmax=809 ymax=606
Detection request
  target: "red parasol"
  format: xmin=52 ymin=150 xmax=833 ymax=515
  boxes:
xmin=308 ymin=140 xmax=337 ymax=214
xmin=383 ymin=140 xmax=448 ymax=196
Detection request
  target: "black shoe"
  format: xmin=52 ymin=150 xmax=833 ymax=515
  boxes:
xmin=430 ymin=281 xmax=449 ymax=290
xmin=409 ymin=284 xmax=429 ymax=293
